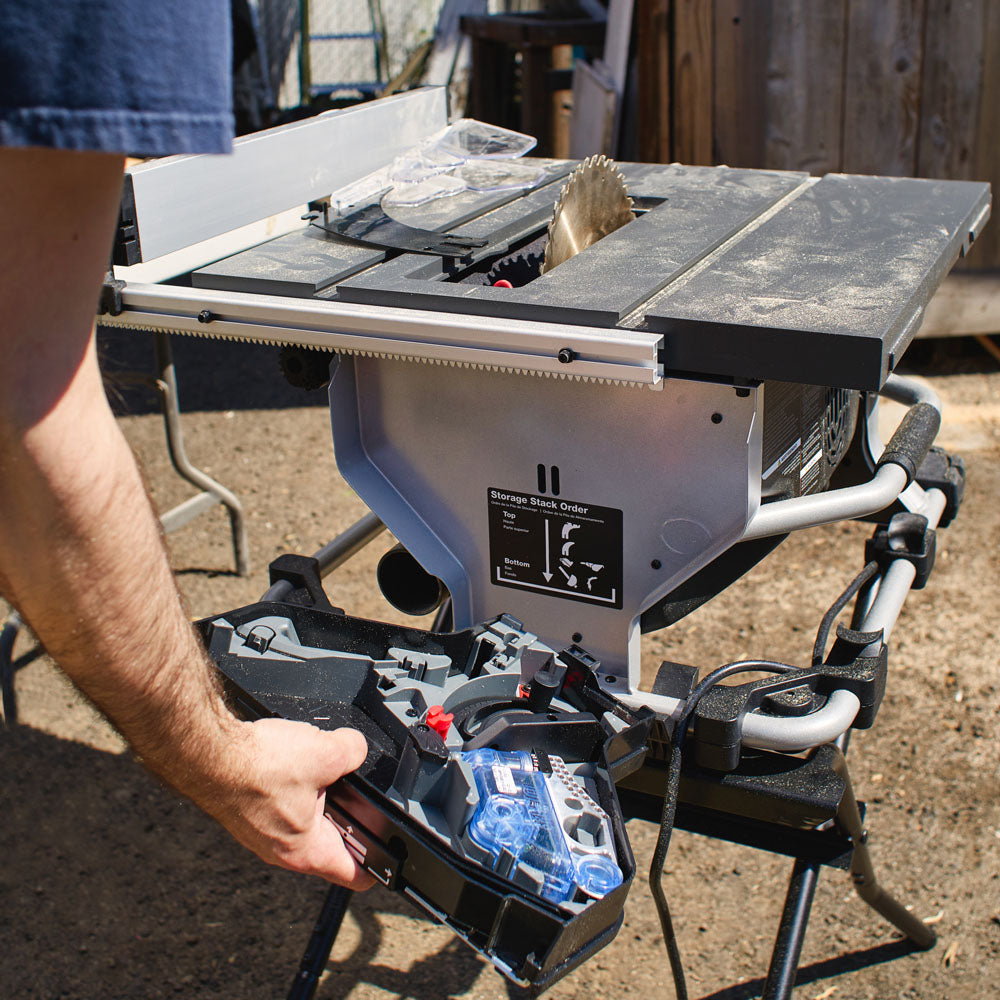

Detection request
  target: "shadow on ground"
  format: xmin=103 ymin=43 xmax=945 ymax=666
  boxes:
xmin=0 ymin=725 xmax=499 ymax=999
xmin=695 ymin=939 xmax=924 ymax=1000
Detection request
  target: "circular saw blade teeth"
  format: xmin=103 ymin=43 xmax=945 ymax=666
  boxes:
xmin=542 ymin=155 xmax=636 ymax=275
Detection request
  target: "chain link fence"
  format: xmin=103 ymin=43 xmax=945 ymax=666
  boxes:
xmin=248 ymin=1 xmax=583 ymax=115
xmin=252 ymin=0 xmax=446 ymax=107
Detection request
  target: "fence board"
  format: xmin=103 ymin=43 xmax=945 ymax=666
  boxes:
xmin=673 ymin=0 xmax=714 ymax=165
xmin=637 ymin=0 xmax=671 ymax=162
xmin=842 ymin=0 xmax=924 ymax=176
xmin=713 ymin=0 xmax=773 ymax=167
xmin=966 ymin=1 xmax=1000 ymax=266
xmin=917 ymin=0 xmax=985 ymax=180
xmin=631 ymin=0 xmax=1000 ymax=267
xmin=919 ymin=0 xmax=989 ymax=269
xmin=764 ymin=1 xmax=847 ymax=174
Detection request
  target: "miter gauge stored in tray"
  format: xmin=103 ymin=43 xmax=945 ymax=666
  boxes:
xmin=199 ymin=602 xmax=651 ymax=988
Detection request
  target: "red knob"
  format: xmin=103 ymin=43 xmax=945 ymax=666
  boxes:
xmin=425 ymin=705 xmax=454 ymax=739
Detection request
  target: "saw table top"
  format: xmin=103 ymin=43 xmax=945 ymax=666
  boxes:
xmin=186 ymin=160 xmax=988 ymax=391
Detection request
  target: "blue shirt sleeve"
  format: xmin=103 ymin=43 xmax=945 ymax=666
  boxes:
xmin=0 ymin=0 xmax=234 ymax=155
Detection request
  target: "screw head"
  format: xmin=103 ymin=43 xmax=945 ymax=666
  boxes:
xmin=711 ymin=412 xmax=723 ymax=424
xmin=197 ymin=309 xmax=214 ymax=324
xmin=557 ymin=347 xmax=576 ymax=364
xmin=651 ymin=559 xmax=662 ymax=569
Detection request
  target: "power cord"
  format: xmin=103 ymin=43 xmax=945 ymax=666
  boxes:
xmin=651 ymin=561 xmax=884 ymax=997
xmin=649 ymin=659 xmax=799 ymax=1000
xmin=811 ymin=560 xmax=879 ymax=666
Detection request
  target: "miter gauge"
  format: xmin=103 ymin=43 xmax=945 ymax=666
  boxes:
xmin=541 ymin=154 xmax=636 ymax=274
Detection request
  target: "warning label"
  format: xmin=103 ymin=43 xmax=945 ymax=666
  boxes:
xmin=487 ymin=488 xmax=623 ymax=609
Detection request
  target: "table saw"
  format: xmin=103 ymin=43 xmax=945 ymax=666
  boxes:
xmin=97 ymin=87 xmax=987 ymax=999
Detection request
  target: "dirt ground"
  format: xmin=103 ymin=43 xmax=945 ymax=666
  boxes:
xmin=1 ymin=332 xmax=998 ymax=1000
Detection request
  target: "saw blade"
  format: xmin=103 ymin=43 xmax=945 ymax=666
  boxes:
xmin=541 ymin=154 xmax=635 ymax=274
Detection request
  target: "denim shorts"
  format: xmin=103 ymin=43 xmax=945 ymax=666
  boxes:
xmin=0 ymin=0 xmax=234 ymax=156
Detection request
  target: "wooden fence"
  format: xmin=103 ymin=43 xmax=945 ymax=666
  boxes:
xmin=637 ymin=0 xmax=1000 ymax=269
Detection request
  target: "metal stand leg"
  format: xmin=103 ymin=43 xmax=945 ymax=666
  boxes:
xmin=152 ymin=332 xmax=251 ymax=576
xmin=762 ymin=860 xmax=821 ymax=1000
xmin=832 ymin=750 xmax=937 ymax=949
xmin=287 ymin=885 xmax=353 ymax=1000
xmin=760 ymin=746 xmax=935 ymax=999
xmin=0 ymin=611 xmax=22 ymax=726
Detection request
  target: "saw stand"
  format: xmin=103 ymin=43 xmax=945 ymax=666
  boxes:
xmin=255 ymin=471 xmax=953 ymax=1000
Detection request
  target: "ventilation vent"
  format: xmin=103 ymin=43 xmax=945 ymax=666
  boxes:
xmin=822 ymin=388 xmax=854 ymax=467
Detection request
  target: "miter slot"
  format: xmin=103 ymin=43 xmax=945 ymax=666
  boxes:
xmin=644 ymin=173 xmax=991 ymax=390
xmin=332 ymin=269 xmax=620 ymax=326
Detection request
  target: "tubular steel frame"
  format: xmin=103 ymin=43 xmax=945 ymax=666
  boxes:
xmin=111 ymin=331 xmax=251 ymax=577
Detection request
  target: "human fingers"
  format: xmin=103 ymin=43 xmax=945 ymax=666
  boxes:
xmin=304 ymin=727 xmax=376 ymax=887
xmin=254 ymin=723 xmax=374 ymax=886
xmin=312 ymin=726 xmax=368 ymax=783
xmin=305 ymin=804 xmax=377 ymax=889
xmin=265 ymin=803 xmax=375 ymax=888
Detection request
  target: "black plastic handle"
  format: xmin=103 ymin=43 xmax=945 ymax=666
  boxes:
xmin=876 ymin=401 xmax=941 ymax=486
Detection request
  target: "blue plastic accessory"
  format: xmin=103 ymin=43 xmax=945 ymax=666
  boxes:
xmin=462 ymin=748 xmax=622 ymax=904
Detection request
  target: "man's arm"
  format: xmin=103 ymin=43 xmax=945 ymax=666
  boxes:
xmin=0 ymin=146 xmax=371 ymax=889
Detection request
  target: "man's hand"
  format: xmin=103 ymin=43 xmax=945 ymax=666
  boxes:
xmin=198 ymin=719 xmax=375 ymax=889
